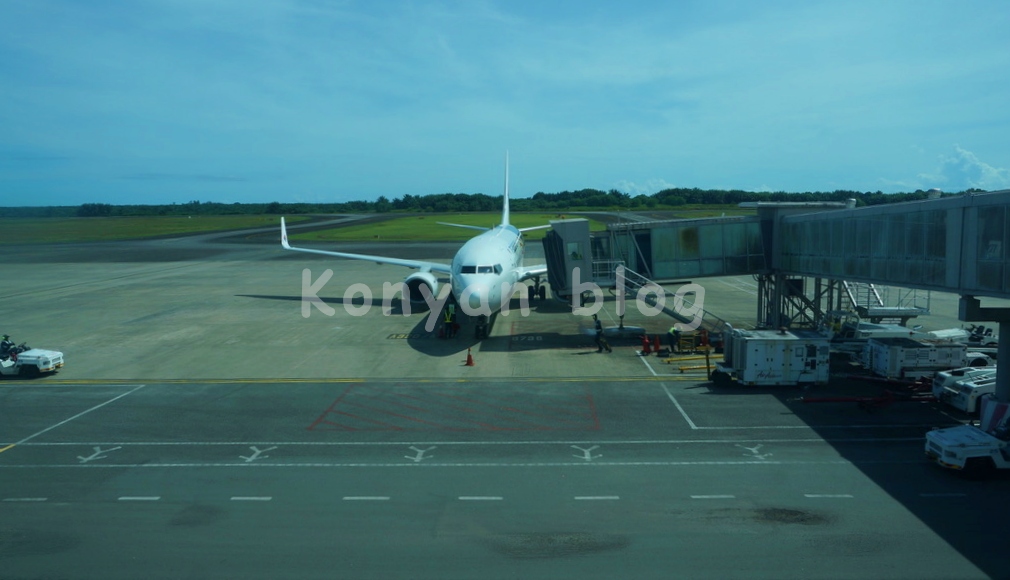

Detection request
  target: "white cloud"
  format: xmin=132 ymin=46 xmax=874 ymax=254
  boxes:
xmin=917 ymin=146 xmax=1010 ymax=191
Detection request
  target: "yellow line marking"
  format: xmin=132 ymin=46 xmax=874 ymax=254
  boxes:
xmin=0 ymin=444 xmax=15 ymax=454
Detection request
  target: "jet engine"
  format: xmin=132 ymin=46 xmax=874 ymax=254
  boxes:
xmin=404 ymin=271 xmax=439 ymax=307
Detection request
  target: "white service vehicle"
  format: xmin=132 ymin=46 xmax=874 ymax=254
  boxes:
xmin=862 ymin=337 xmax=967 ymax=380
xmin=933 ymin=367 xmax=999 ymax=414
xmin=712 ymin=325 xmax=830 ymax=387
xmin=820 ymin=311 xmax=919 ymax=355
xmin=0 ymin=345 xmax=65 ymax=377
xmin=926 ymin=417 xmax=1010 ymax=476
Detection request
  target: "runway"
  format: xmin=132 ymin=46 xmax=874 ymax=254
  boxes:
xmin=1 ymin=231 xmax=1007 ymax=579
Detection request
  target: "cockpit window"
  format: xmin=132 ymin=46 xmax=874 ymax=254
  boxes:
xmin=477 ymin=266 xmax=494 ymax=274
xmin=461 ymin=265 xmax=477 ymax=274
xmin=493 ymin=264 xmax=503 ymax=275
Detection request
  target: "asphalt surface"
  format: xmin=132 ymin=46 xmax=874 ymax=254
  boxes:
xmin=1 ymin=224 xmax=1008 ymax=580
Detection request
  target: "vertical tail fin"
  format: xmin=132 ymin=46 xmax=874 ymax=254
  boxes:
xmin=502 ymin=151 xmax=510 ymax=227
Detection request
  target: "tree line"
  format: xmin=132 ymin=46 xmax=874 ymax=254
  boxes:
xmin=0 ymin=187 xmax=983 ymax=218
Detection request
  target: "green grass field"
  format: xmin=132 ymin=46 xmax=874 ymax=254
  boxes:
xmin=0 ymin=215 xmax=303 ymax=244
xmin=291 ymin=213 xmax=608 ymax=242
xmin=0 ymin=207 xmax=747 ymax=245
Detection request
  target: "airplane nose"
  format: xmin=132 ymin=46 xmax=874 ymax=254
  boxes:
xmin=467 ymin=286 xmax=488 ymax=312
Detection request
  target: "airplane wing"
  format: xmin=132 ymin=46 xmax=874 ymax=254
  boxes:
xmin=516 ymin=263 xmax=548 ymax=282
xmin=280 ymin=218 xmax=452 ymax=274
xmin=436 ymin=222 xmax=491 ymax=232
xmin=518 ymin=224 xmax=552 ymax=233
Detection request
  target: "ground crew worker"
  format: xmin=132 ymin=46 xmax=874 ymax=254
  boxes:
xmin=444 ymin=305 xmax=455 ymax=338
xmin=0 ymin=334 xmax=13 ymax=356
xmin=667 ymin=326 xmax=681 ymax=353
xmin=593 ymin=315 xmax=611 ymax=353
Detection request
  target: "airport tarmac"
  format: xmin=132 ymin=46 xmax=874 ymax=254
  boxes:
xmin=1 ymin=228 xmax=1008 ymax=579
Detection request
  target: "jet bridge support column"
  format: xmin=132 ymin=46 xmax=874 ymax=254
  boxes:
xmin=960 ymin=296 xmax=1010 ymax=431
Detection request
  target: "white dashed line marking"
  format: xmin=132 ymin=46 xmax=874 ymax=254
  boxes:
xmin=574 ymin=496 xmax=620 ymax=500
xmin=804 ymin=494 xmax=854 ymax=498
xmin=118 ymin=496 xmax=160 ymax=501
xmin=3 ymin=497 xmax=47 ymax=502
xmin=458 ymin=496 xmax=503 ymax=501
xmin=230 ymin=496 xmax=272 ymax=501
xmin=691 ymin=494 xmax=736 ymax=499
xmin=342 ymin=496 xmax=390 ymax=501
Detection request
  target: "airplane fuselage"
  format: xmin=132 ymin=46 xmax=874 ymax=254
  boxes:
xmin=450 ymin=224 xmax=524 ymax=315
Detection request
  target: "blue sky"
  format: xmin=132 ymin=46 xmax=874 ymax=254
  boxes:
xmin=3 ymin=0 xmax=1010 ymax=206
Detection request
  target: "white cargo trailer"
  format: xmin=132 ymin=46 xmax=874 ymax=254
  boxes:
xmin=862 ymin=337 xmax=966 ymax=380
xmin=713 ymin=325 xmax=830 ymax=386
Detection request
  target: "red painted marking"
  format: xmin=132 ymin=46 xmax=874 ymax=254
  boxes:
xmin=338 ymin=400 xmax=469 ymax=430
xmin=458 ymin=389 xmax=597 ymax=421
xmin=431 ymin=392 xmax=595 ymax=429
xmin=434 ymin=388 xmax=595 ymax=422
xmin=398 ymin=392 xmax=552 ymax=430
xmin=307 ymin=385 xmax=357 ymax=431
xmin=377 ymin=392 xmax=510 ymax=430
xmin=309 ymin=384 xmax=599 ymax=432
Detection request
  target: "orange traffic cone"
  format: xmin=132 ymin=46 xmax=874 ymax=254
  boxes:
xmin=465 ymin=348 xmax=475 ymax=366
xmin=641 ymin=335 xmax=651 ymax=355
xmin=652 ymin=335 xmax=661 ymax=354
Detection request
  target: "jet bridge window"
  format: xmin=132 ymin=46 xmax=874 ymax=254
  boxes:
xmin=461 ymin=265 xmax=477 ymax=274
xmin=567 ymin=242 xmax=583 ymax=260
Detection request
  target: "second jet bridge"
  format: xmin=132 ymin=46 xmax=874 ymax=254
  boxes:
xmin=543 ymin=214 xmax=772 ymax=301
xmin=542 ymin=219 xmax=615 ymax=303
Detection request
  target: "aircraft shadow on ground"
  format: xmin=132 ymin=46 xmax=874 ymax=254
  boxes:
xmin=235 ymin=294 xmax=409 ymax=314
xmin=403 ymin=311 xmax=477 ymax=357
xmin=236 ymin=292 xmax=478 ymax=356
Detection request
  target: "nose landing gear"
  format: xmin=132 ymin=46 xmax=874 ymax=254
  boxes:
xmin=527 ymin=277 xmax=547 ymax=301
xmin=475 ymin=315 xmax=489 ymax=339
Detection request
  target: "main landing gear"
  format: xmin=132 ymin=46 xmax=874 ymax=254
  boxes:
xmin=527 ymin=277 xmax=547 ymax=301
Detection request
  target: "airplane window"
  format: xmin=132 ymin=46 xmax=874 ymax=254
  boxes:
xmin=477 ymin=266 xmax=494 ymax=274
xmin=493 ymin=264 xmax=502 ymax=274
xmin=461 ymin=265 xmax=477 ymax=274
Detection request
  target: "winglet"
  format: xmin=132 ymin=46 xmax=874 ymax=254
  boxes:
xmin=280 ymin=217 xmax=291 ymax=249
xmin=502 ymin=151 xmax=511 ymax=227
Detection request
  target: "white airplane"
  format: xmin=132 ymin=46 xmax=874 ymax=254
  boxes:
xmin=280 ymin=160 xmax=549 ymax=338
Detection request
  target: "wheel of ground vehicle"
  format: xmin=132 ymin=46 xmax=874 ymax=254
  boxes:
xmin=18 ymin=365 xmax=39 ymax=378
xmin=710 ymin=369 xmax=732 ymax=386
xmin=963 ymin=456 xmax=996 ymax=479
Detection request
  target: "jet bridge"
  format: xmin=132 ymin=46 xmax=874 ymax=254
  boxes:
xmin=543 ymin=190 xmax=1010 ymax=428
xmin=542 ymin=218 xmax=633 ymax=308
